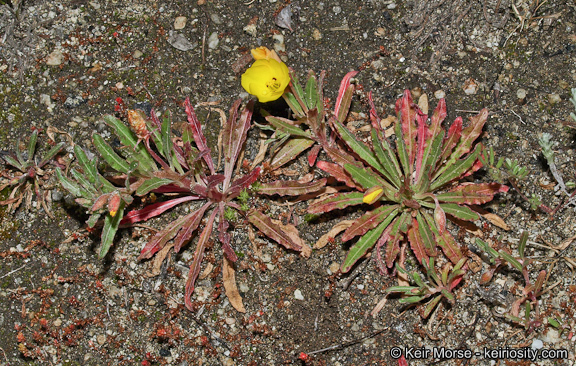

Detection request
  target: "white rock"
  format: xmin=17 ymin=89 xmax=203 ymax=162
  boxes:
xmin=167 ymin=31 xmax=195 ymax=51
xmin=174 ymin=16 xmax=187 ymax=30
xmin=434 ymin=90 xmax=446 ymax=99
xmin=531 ymin=339 xmax=543 ymax=350
xmin=294 ymin=289 xmax=304 ymax=300
xmin=46 ymin=49 xmax=64 ymax=66
xmin=463 ymin=78 xmax=478 ymax=95
xmin=208 ymin=32 xmax=219 ymax=49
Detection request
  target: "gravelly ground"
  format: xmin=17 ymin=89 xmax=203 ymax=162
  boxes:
xmin=1 ymin=0 xmax=576 ymax=365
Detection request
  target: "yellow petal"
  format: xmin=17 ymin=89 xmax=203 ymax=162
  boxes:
xmin=109 ymin=210 xmax=117 ymax=217
xmin=363 ymin=186 xmax=384 ymax=204
xmin=241 ymin=59 xmax=290 ymax=103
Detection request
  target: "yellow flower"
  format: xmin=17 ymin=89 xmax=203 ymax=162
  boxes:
xmin=363 ymin=186 xmax=384 ymax=204
xmin=242 ymin=50 xmax=290 ymax=103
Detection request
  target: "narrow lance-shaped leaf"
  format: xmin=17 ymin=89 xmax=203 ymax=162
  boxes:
xmin=396 ymin=90 xmax=418 ymax=169
xmin=394 ymin=116 xmax=412 ymax=177
xmin=422 ymin=211 xmax=463 ymax=264
xmin=304 ymin=71 xmax=319 ymax=110
xmin=436 ymin=182 xmax=509 ymax=205
xmin=439 ymin=116 xmax=462 ymax=164
xmin=174 ymin=202 xmax=211 ymax=252
xmin=223 ymin=100 xmax=253 ymax=190
xmin=247 ymin=210 xmax=302 ymax=252
xmin=287 ymin=68 xmax=308 ymax=114
xmin=184 ymin=97 xmax=215 ymax=174
xmin=56 ymin=168 xmax=82 ymax=197
xmin=99 ymin=200 xmax=126 ymax=258
xmin=102 ymin=115 xmax=156 ymax=172
xmin=258 ymin=178 xmax=326 ymax=197
xmin=136 ymin=177 xmax=175 ymax=196
xmin=342 ymin=219 xmax=391 ymax=273
xmin=120 ymin=196 xmax=200 ymax=225
xmin=308 ymin=192 xmax=365 ymax=214
xmin=27 ymin=130 xmax=38 ymax=162
xmin=316 ymin=160 xmax=359 ymax=189
xmin=332 ymin=119 xmax=385 ymax=175
xmin=342 ymin=205 xmax=399 ymax=242
xmin=416 ymin=211 xmax=438 ymax=257
xmin=93 ymin=133 xmax=131 ymax=173
xmin=431 ymin=144 xmax=482 ymax=190
xmin=74 ymin=145 xmax=97 ymax=183
xmin=266 ymin=116 xmax=312 ymax=138
xmin=344 ymin=163 xmax=396 ymax=200
xmin=407 ymin=217 xmax=430 ymax=265
xmin=371 ymin=128 xmax=402 ymax=188
xmin=385 ymin=212 xmax=411 ymax=268
xmin=185 ymin=208 xmax=217 ymax=311
xmin=270 ymin=137 xmax=314 ymax=170
xmin=449 ymin=108 xmax=488 ymax=161
xmin=423 ymin=296 xmax=443 ymax=319
xmin=161 ymin=110 xmax=173 ymax=167
xmin=283 ymin=92 xmax=305 ymax=118
xmin=138 ymin=213 xmax=190 ymax=260
xmin=334 ymin=71 xmax=358 ymax=123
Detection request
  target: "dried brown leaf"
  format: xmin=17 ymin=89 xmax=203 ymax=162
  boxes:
xmin=147 ymin=242 xmax=174 ymax=277
xmin=271 ymin=219 xmax=311 ymax=257
xmin=482 ymin=212 xmax=510 ymax=231
xmin=223 ymin=257 xmax=246 ymax=313
xmin=314 ymin=220 xmax=354 ymax=249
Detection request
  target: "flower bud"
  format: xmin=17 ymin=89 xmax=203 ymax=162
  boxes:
xmin=363 ymin=186 xmax=384 ymax=204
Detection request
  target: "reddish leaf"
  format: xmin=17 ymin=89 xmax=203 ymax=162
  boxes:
xmin=440 ymin=116 xmax=462 ymax=162
xmin=258 ymin=178 xmax=326 ymax=197
xmin=120 ymin=196 xmax=200 ymax=225
xmin=407 ymin=218 xmax=429 ymax=265
xmin=451 ymin=108 xmax=488 ymax=160
xmin=90 ymin=193 xmax=112 ymax=213
xmin=184 ymin=97 xmax=215 ymax=174
xmin=316 ymin=160 xmax=359 ymax=189
xmin=247 ymin=210 xmax=302 ymax=252
xmin=423 ymin=211 xmax=463 ymax=264
xmin=226 ymin=167 xmax=261 ymax=198
xmin=334 ymin=71 xmax=358 ymax=123
xmin=341 ymin=205 xmax=399 ymax=242
xmin=429 ymin=98 xmax=447 ymax=135
xmin=138 ymin=214 xmax=190 ymax=260
xmin=367 ymin=91 xmax=382 ymax=131
xmin=307 ymin=192 xmax=365 ymax=214
xmin=223 ymin=100 xmax=254 ymax=190
xmin=436 ymin=183 xmax=509 ymax=205
xmin=307 ymin=144 xmax=321 ymax=166
xmin=413 ymin=112 xmax=429 ymax=184
xmin=174 ymin=202 xmax=211 ymax=252
xmin=185 ymin=209 xmax=217 ymax=311
xmin=396 ymin=90 xmax=418 ymax=169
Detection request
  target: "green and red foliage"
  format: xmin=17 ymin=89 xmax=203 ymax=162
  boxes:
xmin=308 ymin=88 xmax=508 ymax=274
xmin=56 ymin=97 xmax=310 ymax=310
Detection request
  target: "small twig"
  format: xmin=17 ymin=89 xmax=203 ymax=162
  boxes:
xmin=341 ymin=257 xmax=370 ymax=290
xmin=0 ymin=263 xmax=28 ymax=279
xmin=0 ymin=346 xmax=8 ymax=362
xmin=305 ymin=328 xmax=387 ymax=356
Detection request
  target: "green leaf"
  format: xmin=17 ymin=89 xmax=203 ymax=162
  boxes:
xmin=416 ymin=212 xmax=437 ymax=257
xmin=102 ymin=115 xmax=156 ymax=172
xmin=386 ymin=286 xmax=418 ymax=293
xmin=87 ymin=213 xmax=101 ymax=228
xmin=344 ymin=163 xmax=395 ymax=199
xmin=93 ymin=134 xmax=131 ymax=173
xmin=70 ymin=168 xmax=98 ymax=197
xmin=56 ymin=168 xmax=82 ymax=197
xmin=38 ymin=142 xmax=65 ymax=168
xmin=440 ymin=203 xmax=480 ymax=221
xmin=266 ymin=116 xmax=312 ymax=138
xmin=422 ymin=295 xmax=442 ymax=318
xmin=284 ymin=92 xmax=305 ymax=118
xmin=74 ymin=145 xmax=97 ymax=183
xmin=399 ymin=296 xmax=427 ymax=304
xmin=270 ymin=138 xmax=315 ymax=170
xmin=518 ymin=231 xmax=528 ymax=259
xmin=371 ymin=129 xmax=402 ymax=188
xmin=304 ymin=72 xmax=318 ymax=110
xmin=498 ymin=251 xmax=523 ymax=272
xmin=341 ymin=205 xmax=399 ymax=242
xmin=99 ymin=200 xmax=125 ymax=258
xmin=27 ymin=130 xmax=38 ymax=161
xmin=2 ymin=154 xmax=24 ymax=170
xmin=342 ymin=219 xmax=390 ymax=273
xmin=333 ymin=119 xmax=384 ymax=173
xmin=307 ymin=192 xmax=365 ymax=213
xmin=161 ymin=110 xmax=172 ymax=165
xmin=395 ymin=119 xmax=412 ymax=177
xmin=136 ymin=177 xmax=174 ymax=196
xmin=430 ymin=144 xmax=481 ymax=190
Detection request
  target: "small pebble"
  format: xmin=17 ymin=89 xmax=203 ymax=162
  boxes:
xmin=208 ymin=32 xmax=219 ymax=49
xmin=312 ymin=28 xmax=322 ymax=40
xmin=294 ymin=289 xmax=304 ymax=300
xmin=210 ymin=13 xmax=222 ymax=25
xmin=46 ymin=49 xmax=64 ymax=66
xmin=225 ymin=317 xmax=236 ymax=325
xmin=174 ymin=16 xmax=187 ymax=30
xmin=97 ymin=334 xmax=107 ymax=345
xmin=434 ymin=90 xmax=446 ymax=99
xmin=329 ymin=262 xmax=340 ymax=274
xmin=548 ymin=93 xmax=561 ymax=105
xmin=463 ymin=78 xmax=478 ymax=95
xmin=133 ymin=50 xmax=143 ymax=58
xmin=333 ymin=6 xmax=341 ymax=14
xmin=531 ymin=339 xmax=543 ymax=350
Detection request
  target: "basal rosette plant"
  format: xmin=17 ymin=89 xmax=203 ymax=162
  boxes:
xmin=308 ymin=89 xmax=508 ymax=275
xmin=0 ymin=129 xmax=64 ymax=217
xmin=57 ymin=97 xmax=310 ymax=311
